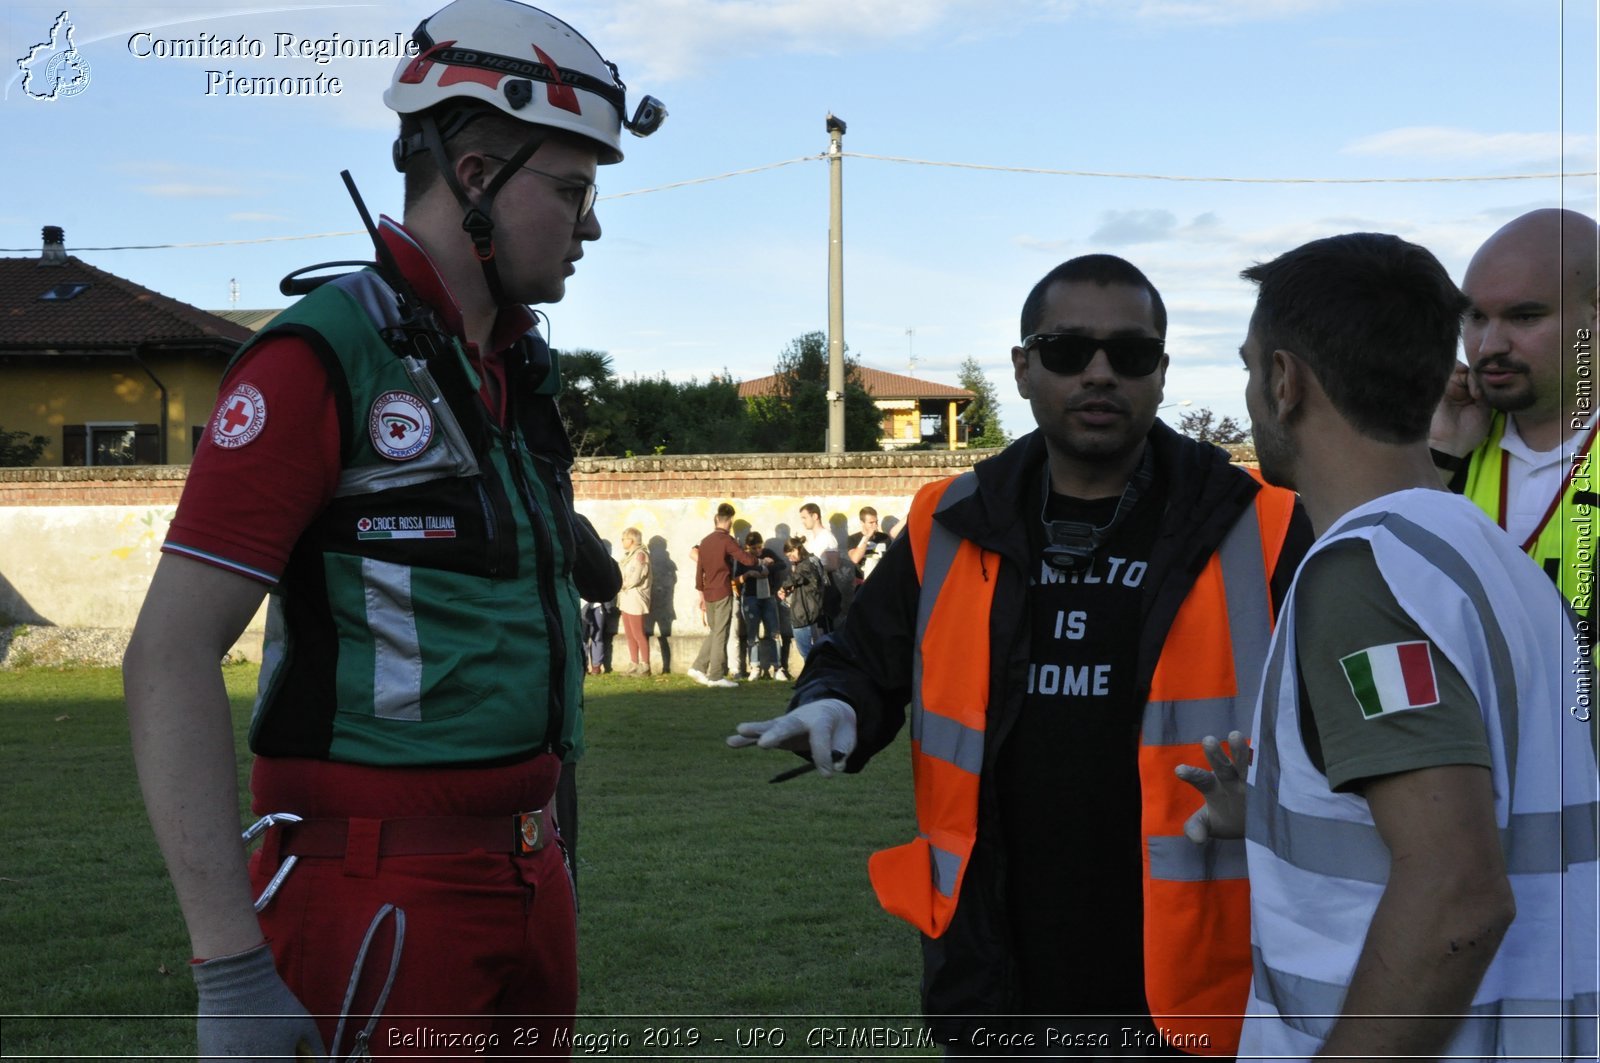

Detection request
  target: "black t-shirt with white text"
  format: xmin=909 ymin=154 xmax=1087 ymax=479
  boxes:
xmin=848 ymin=529 xmax=893 ymax=579
xmin=997 ymin=478 xmax=1161 ymax=1018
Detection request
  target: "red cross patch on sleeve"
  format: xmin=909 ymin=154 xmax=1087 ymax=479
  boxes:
xmin=212 ymin=383 xmax=267 ymax=449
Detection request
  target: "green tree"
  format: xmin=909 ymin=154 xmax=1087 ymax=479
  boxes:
xmin=956 ymin=356 xmax=1009 ymax=448
xmin=1176 ymin=406 xmax=1249 ymax=445
xmin=0 ymin=426 xmax=48 ymax=467
xmin=609 ymin=374 xmax=751 ymax=455
xmin=746 ymin=331 xmax=880 ymax=452
xmin=556 ymin=348 xmax=621 ymax=456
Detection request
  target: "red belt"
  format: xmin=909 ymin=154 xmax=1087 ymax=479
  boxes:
xmin=277 ymin=808 xmax=556 ymax=859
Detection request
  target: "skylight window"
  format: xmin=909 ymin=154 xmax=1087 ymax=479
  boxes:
xmin=39 ymin=283 xmax=90 ymax=301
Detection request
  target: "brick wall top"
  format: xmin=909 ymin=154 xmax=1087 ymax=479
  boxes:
xmin=0 ymin=443 xmax=1260 ymax=506
xmin=0 ymin=465 xmax=190 ymax=506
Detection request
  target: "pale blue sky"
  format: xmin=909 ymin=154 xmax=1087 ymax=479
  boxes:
xmin=3 ymin=0 xmax=1595 ymax=441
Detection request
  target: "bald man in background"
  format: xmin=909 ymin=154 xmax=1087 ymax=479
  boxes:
xmin=1430 ymin=209 xmax=1599 ymax=654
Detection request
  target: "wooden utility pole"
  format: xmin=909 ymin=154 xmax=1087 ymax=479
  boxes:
xmin=825 ymin=113 xmax=847 ymax=454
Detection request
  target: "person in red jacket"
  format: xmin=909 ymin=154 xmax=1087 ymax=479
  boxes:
xmin=688 ymin=502 xmax=759 ymax=688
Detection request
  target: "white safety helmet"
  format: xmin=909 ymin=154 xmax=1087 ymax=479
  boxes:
xmin=384 ymin=0 xmax=664 ymax=166
xmin=380 ymin=0 xmax=663 ymax=306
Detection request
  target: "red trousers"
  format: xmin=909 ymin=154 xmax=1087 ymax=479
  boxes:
xmin=621 ymin=612 xmax=648 ymax=664
xmin=248 ymin=755 xmax=576 ymax=1059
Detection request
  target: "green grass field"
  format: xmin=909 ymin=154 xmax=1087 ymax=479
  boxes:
xmin=0 ymin=665 xmax=933 ymax=1058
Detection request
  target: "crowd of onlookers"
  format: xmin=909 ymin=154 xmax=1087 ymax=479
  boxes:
xmin=578 ymin=501 xmax=901 ymax=681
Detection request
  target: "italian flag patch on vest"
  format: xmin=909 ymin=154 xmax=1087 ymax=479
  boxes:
xmin=1339 ymin=641 xmax=1440 ymax=718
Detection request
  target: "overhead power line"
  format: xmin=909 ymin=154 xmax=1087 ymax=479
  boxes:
xmin=0 ymin=229 xmax=366 ymax=252
xmin=844 ymin=151 xmax=1598 ymax=184
xmin=4 ymin=151 xmax=1592 ymax=253
xmin=599 ymin=155 xmax=819 ymax=201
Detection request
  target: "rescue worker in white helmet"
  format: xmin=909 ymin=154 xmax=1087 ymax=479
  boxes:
xmin=124 ymin=1 xmax=661 ymax=1057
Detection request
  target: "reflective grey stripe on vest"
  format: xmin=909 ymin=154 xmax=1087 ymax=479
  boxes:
xmin=1146 ymin=834 xmax=1248 ymax=881
xmin=1250 ymin=510 xmax=1531 ymax=884
xmin=929 ymin=842 xmax=963 ymax=898
xmin=363 ymin=557 xmax=423 ymax=722
xmin=251 ymin=597 xmax=290 ymax=726
xmin=1144 ymin=497 xmax=1271 ymax=886
xmin=1253 ymin=946 xmax=1600 ymax=1055
xmin=910 ymin=471 xmax=982 ymax=898
xmin=1140 ymin=498 xmax=1271 ymax=748
xmin=909 ymin=471 xmax=981 ymax=760
xmin=1506 ymin=803 xmax=1600 ymax=872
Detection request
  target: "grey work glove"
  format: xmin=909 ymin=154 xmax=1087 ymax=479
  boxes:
xmin=193 ymin=942 xmax=326 ymax=1061
xmin=1173 ymin=731 xmax=1250 ymax=843
xmin=727 ymin=698 xmax=857 ymax=777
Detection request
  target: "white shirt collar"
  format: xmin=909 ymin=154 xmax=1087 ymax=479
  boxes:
xmin=1499 ymin=415 xmax=1593 ymax=471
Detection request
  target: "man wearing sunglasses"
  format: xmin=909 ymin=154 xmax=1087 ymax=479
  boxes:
xmin=732 ymin=254 xmax=1310 ymax=1054
xmin=124 ymin=1 xmax=663 ymax=1057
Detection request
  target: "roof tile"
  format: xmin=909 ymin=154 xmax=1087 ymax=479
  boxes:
xmin=739 ymin=365 xmax=974 ymax=401
xmin=0 ymin=254 xmax=254 ymax=350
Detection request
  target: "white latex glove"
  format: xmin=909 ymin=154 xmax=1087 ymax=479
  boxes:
xmin=193 ymin=941 xmax=326 ymax=1060
xmin=1173 ymin=731 xmax=1250 ymax=843
xmin=726 ymin=698 xmax=857 ymax=777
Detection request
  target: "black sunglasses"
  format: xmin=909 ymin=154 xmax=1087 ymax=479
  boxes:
xmin=1021 ymin=333 xmax=1165 ymax=377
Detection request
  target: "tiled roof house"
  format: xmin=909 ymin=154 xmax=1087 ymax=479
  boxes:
xmin=739 ymin=365 xmax=976 ymax=449
xmin=0 ymin=226 xmax=253 ymax=465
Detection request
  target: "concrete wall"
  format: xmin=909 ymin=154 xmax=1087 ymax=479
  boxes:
xmin=0 ymin=452 xmax=996 ymax=667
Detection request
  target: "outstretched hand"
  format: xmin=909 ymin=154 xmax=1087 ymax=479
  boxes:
xmin=1174 ymin=731 xmax=1250 ymax=843
xmin=727 ymin=698 xmax=856 ymax=777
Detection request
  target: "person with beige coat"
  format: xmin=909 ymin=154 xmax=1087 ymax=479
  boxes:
xmin=618 ymin=527 xmax=652 ymax=675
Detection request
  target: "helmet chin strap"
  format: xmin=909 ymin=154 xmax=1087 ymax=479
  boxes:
xmin=417 ymin=111 xmax=544 ymax=309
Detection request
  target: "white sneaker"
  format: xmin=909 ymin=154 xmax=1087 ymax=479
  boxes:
xmin=775 ymin=669 xmax=792 ymax=682
xmin=687 ymin=668 xmax=710 ymax=686
xmin=710 ymin=677 xmax=739 ymax=689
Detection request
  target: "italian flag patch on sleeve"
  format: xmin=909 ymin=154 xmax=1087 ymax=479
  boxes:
xmin=1339 ymin=641 xmax=1440 ymax=719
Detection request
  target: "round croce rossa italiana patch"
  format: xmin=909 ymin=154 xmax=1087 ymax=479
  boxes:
xmin=211 ymin=383 xmax=267 ymax=449
xmin=368 ymin=390 xmax=434 ymax=461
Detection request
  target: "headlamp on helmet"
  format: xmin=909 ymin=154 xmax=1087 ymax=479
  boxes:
xmin=383 ymin=0 xmax=664 ymax=166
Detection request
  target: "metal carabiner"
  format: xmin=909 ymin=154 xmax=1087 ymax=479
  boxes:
xmin=241 ymin=812 xmax=303 ymax=912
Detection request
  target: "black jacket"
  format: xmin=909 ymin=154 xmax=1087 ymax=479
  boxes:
xmin=793 ymin=423 xmax=1309 ymax=1042
xmin=781 ymin=553 xmax=827 ymax=627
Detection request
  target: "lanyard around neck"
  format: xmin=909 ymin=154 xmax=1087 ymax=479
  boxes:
xmin=1496 ymin=429 xmax=1596 ymax=553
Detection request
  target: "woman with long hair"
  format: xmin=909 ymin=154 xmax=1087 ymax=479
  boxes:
xmin=778 ymin=535 xmax=826 ymax=666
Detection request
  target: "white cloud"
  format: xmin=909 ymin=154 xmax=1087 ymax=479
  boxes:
xmin=1090 ymin=209 xmax=1178 ymax=245
xmin=1088 ymin=209 xmax=1224 ymax=246
xmin=1343 ymin=126 xmax=1596 ymax=163
xmin=1120 ymin=0 xmax=1340 ymax=24
xmin=139 ymin=183 xmax=245 ymax=198
xmin=590 ymin=0 xmax=1353 ymax=81
xmin=589 ymin=0 xmax=1002 ymax=81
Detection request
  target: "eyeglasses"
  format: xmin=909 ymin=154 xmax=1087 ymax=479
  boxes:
xmin=483 ymin=154 xmax=597 ymax=222
xmin=1021 ymin=333 xmax=1165 ymax=377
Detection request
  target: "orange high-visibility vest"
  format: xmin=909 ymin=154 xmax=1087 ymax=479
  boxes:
xmin=867 ymin=468 xmax=1296 ymax=1056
